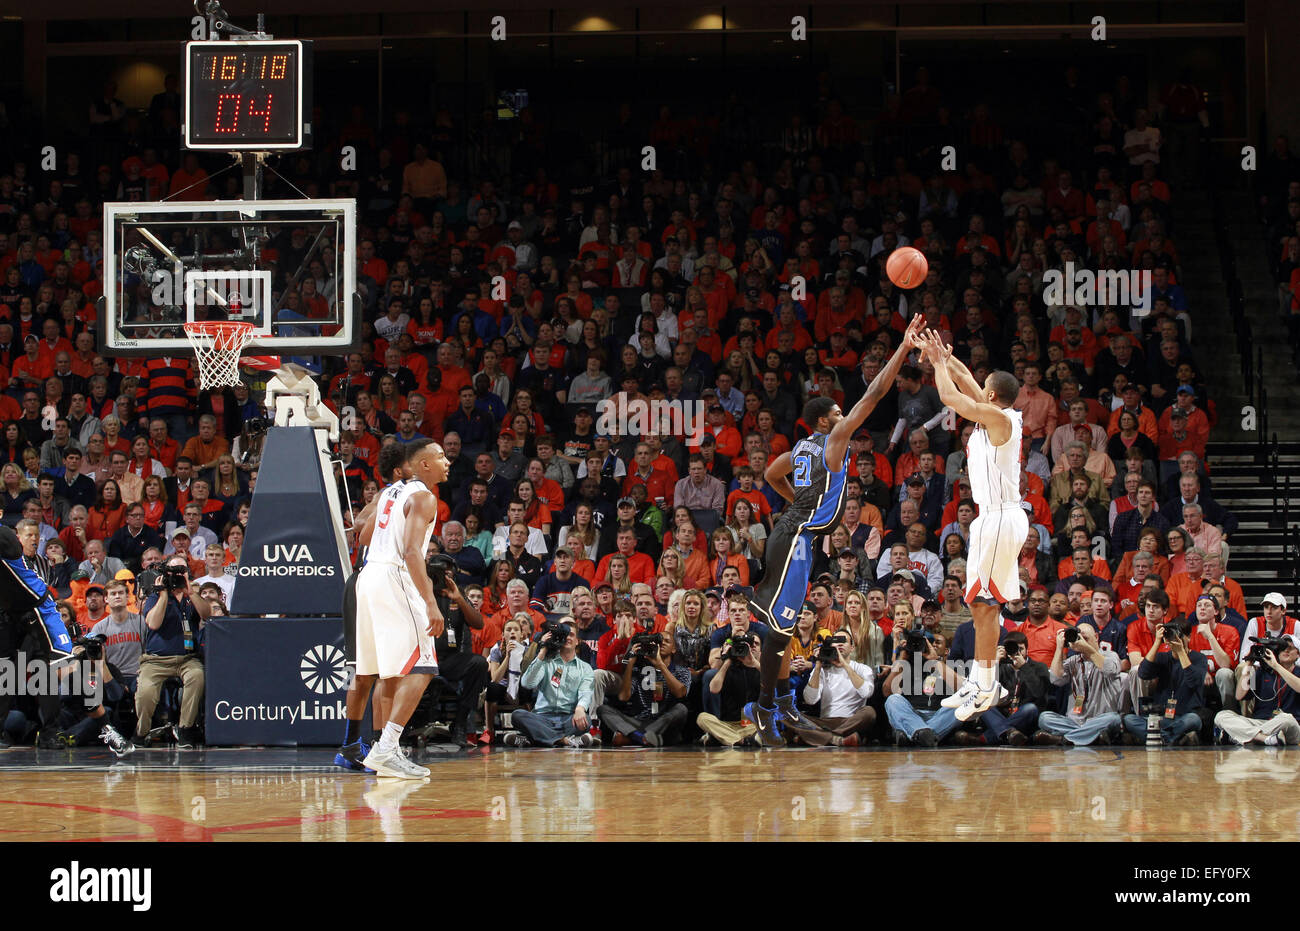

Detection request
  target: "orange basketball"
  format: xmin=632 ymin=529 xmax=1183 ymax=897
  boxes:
xmin=885 ymin=246 xmax=928 ymax=289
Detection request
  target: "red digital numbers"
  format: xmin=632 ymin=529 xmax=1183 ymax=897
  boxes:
xmin=213 ymin=94 xmax=274 ymax=135
xmin=214 ymin=93 xmax=240 ymax=134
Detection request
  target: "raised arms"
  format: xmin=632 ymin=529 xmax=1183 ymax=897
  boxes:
xmin=825 ymin=316 xmax=924 ymax=468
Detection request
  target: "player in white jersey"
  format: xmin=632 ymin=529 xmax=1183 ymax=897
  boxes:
xmin=354 ymin=438 xmax=450 ymax=778
xmin=335 ymin=442 xmax=411 ymax=772
xmin=916 ymin=331 xmax=1027 ymax=722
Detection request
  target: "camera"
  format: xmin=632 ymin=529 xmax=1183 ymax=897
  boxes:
xmin=244 ymin=416 xmax=270 ymax=434
xmin=425 ymin=554 xmax=456 ymax=593
xmin=540 ymin=619 xmax=573 ymax=651
xmin=1159 ymin=622 xmax=1185 ymax=642
xmin=1246 ymin=635 xmax=1291 ymax=665
xmin=817 ymin=635 xmax=844 ymax=664
xmin=74 ymin=634 xmax=107 ymax=661
xmin=725 ymin=632 xmax=754 ymax=661
xmin=160 ymin=563 xmax=189 ymax=590
xmin=629 ymin=632 xmax=662 ymax=662
xmin=1062 ymin=628 xmax=1080 ymax=646
xmin=904 ymin=630 xmax=929 ymax=657
xmin=1003 ymin=640 xmax=1021 ymax=658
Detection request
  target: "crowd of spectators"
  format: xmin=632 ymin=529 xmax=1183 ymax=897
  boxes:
xmin=1 ymin=60 xmax=1297 ymax=751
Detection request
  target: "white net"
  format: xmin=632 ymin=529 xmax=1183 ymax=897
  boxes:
xmin=183 ymin=322 xmax=257 ymax=390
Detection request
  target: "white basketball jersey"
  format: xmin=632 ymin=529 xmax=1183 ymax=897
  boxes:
xmin=967 ymin=408 xmax=1023 ymax=509
xmin=367 ymin=479 xmax=436 ymax=567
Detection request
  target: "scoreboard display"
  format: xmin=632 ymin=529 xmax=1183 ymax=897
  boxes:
xmin=184 ymin=40 xmax=312 ymax=150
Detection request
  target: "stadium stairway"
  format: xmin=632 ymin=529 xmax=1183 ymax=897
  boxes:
xmin=1182 ymin=186 xmax=1300 ymax=607
xmin=1202 ymin=440 xmax=1300 ymax=607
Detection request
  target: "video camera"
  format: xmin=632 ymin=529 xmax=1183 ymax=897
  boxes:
xmin=540 ymin=618 xmax=573 ymax=652
xmin=629 ymin=632 xmax=663 ymax=662
xmin=725 ymin=631 xmax=756 ymax=661
xmin=817 ymin=634 xmax=845 ymax=664
xmin=159 ymin=563 xmax=189 ymax=591
xmin=1246 ymin=635 xmax=1292 ymax=665
xmin=74 ymin=634 xmax=107 ymax=661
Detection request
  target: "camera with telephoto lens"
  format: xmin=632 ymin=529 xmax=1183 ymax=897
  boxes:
xmin=1062 ymin=628 xmax=1081 ymax=646
xmin=1246 ymin=635 xmax=1292 ymax=665
xmin=629 ymin=632 xmax=662 ymax=663
xmin=243 ymin=417 xmax=271 ymax=434
xmin=817 ymin=635 xmax=845 ymax=664
xmin=540 ymin=619 xmax=573 ymax=652
xmin=726 ymin=632 xmax=755 ymax=660
xmin=74 ymin=634 xmax=107 ymax=661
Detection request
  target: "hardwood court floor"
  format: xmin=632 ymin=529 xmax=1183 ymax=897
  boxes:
xmin=0 ymin=745 xmax=1294 ymax=842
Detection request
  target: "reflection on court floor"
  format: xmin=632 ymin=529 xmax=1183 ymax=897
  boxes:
xmin=0 ymin=746 xmax=1293 ymax=842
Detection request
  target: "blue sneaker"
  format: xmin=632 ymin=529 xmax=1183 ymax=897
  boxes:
xmin=334 ymin=740 xmax=374 ymax=772
xmin=743 ymin=702 xmax=786 ymax=747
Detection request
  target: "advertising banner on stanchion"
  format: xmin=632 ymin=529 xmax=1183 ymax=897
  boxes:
xmin=229 ymin=427 xmax=350 ymax=617
xmin=205 ymin=616 xmax=360 ymax=745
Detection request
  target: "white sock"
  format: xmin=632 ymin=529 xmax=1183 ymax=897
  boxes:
xmin=973 ymin=663 xmax=997 ymax=691
xmin=376 ymin=721 xmax=403 ymax=752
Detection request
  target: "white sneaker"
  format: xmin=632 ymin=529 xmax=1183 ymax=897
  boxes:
xmin=563 ymin=733 xmax=593 ymax=749
xmin=940 ymin=678 xmax=978 ymax=709
xmin=954 ymin=682 xmax=1007 ymax=723
xmin=1264 ymin=734 xmax=1280 ymax=746
xmin=362 ymin=744 xmax=430 ymax=779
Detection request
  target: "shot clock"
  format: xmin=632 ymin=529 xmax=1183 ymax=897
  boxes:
xmin=184 ymin=39 xmax=313 ymax=150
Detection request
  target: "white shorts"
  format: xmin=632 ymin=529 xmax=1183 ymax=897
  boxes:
xmin=965 ymin=505 xmax=1029 ymax=605
xmin=354 ymin=562 xmax=439 ymax=679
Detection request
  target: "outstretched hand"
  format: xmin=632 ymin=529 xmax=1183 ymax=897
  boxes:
xmin=902 ymin=314 xmax=925 ymax=349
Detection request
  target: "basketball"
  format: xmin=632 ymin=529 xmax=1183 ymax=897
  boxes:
xmin=885 ymin=246 xmax=929 ymax=289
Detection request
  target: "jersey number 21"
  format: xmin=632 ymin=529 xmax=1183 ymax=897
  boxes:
xmin=792 ymin=453 xmax=812 ymax=488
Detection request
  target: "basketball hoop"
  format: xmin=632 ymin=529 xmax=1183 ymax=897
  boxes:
xmin=184 ymin=321 xmax=258 ymax=389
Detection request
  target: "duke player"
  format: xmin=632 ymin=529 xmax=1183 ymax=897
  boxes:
xmin=0 ymin=524 xmax=133 ymax=756
xmin=746 ymin=317 xmax=923 ymax=746
xmin=354 ymin=438 xmax=450 ymax=779
xmin=336 ymin=442 xmax=412 ymax=772
xmin=916 ymin=331 xmax=1026 ymax=720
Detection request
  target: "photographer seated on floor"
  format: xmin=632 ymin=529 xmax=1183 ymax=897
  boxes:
xmin=597 ymin=626 xmax=691 ymax=746
xmin=135 ymin=554 xmax=210 ymax=749
xmin=882 ymin=617 xmax=961 ymax=747
xmin=799 ymin=623 xmax=876 ymax=747
xmin=1121 ymin=618 xmax=1208 ymax=746
xmin=956 ymin=630 xmax=1049 ymax=746
xmin=697 ymin=625 xmax=762 ymax=746
xmin=1036 ymin=620 xmax=1124 ymax=746
xmin=505 ymin=617 xmax=595 ymax=748
xmin=1213 ymin=634 xmax=1300 ymax=746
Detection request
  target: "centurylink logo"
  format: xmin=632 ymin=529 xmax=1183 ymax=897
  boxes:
xmin=300 ymin=644 xmax=348 ymax=694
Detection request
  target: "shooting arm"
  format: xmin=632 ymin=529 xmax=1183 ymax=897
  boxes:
xmin=931 ymin=358 xmax=1012 ymax=446
xmin=943 ymin=354 xmax=986 ymax=403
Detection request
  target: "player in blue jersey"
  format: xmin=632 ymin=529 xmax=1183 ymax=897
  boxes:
xmin=0 ymin=523 xmax=133 ymax=756
xmin=746 ymin=316 xmax=923 ymax=746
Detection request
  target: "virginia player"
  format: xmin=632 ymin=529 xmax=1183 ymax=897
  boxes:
xmin=746 ymin=317 xmax=923 ymax=746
